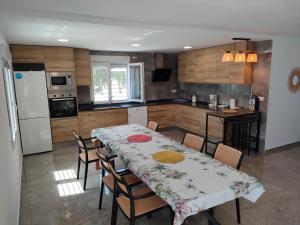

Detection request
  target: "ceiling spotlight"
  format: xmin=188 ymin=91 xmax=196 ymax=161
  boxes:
xmin=184 ymin=46 xmax=192 ymax=49
xmin=131 ymin=43 xmax=141 ymax=47
xmin=57 ymin=38 xmax=69 ymax=42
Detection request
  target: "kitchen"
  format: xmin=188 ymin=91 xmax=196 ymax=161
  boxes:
xmin=10 ymin=42 xmax=265 ymax=153
xmin=0 ymin=1 xmax=300 ymax=225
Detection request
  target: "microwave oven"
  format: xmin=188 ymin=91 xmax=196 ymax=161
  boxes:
xmin=46 ymin=72 xmax=75 ymax=92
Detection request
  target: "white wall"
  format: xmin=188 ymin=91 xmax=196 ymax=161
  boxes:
xmin=0 ymin=32 xmax=23 ymax=225
xmin=265 ymin=36 xmax=300 ymax=150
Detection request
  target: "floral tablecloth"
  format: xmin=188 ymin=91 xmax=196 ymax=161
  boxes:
xmin=92 ymin=124 xmax=265 ymax=225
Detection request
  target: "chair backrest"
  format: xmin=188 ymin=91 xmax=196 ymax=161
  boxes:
xmin=73 ymin=130 xmax=89 ymax=158
xmin=109 ymin=163 xmax=132 ymax=199
xmin=95 ymin=147 xmax=113 ymax=174
xmin=72 ymin=130 xmax=80 ymax=141
xmin=182 ymin=133 xmax=205 ymax=152
xmin=214 ymin=144 xmax=243 ymax=169
xmin=147 ymin=121 xmax=159 ymax=131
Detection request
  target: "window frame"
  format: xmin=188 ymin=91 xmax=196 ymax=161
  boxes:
xmin=128 ymin=62 xmax=145 ymax=103
xmin=91 ymin=62 xmax=131 ymax=104
xmin=2 ymin=61 xmax=18 ymax=145
xmin=90 ymin=62 xmax=111 ymax=104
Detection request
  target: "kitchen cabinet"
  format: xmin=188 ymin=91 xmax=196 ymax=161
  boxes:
xmin=175 ymin=105 xmax=223 ymax=139
xmin=128 ymin=106 xmax=148 ymax=126
xmin=10 ymin=45 xmax=45 ymax=62
xmin=74 ymin=48 xmax=91 ymax=86
xmin=51 ymin=117 xmax=79 ymax=143
xmin=178 ymin=42 xmax=252 ymax=85
xmin=78 ymin=109 xmax=128 ymax=138
xmin=147 ymin=104 xmax=175 ymax=128
xmin=45 ymin=47 xmax=75 ymax=71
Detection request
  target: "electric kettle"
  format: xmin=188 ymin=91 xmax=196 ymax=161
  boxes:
xmin=191 ymin=94 xmax=198 ymax=103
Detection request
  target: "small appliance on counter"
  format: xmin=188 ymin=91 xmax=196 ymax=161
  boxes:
xmin=249 ymin=95 xmax=259 ymax=111
xmin=229 ymin=98 xmax=237 ymax=109
xmin=209 ymin=94 xmax=218 ymax=107
xmin=191 ymin=94 xmax=198 ymax=103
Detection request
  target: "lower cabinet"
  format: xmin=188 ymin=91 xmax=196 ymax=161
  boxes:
xmin=147 ymin=104 xmax=175 ymax=128
xmin=75 ymin=105 xmax=223 ymax=142
xmin=78 ymin=109 xmax=128 ymax=138
xmin=148 ymin=104 xmax=223 ymax=140
xmin=51 ymin=117 xmax=79 ymax=143
xmin=175 ymin=105 xmax=223 ymax=139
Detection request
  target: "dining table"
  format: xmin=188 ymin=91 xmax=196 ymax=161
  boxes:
xmin=91 ymin=124 xmax=265 ymax=225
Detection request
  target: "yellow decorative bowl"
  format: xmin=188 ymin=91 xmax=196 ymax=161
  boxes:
xmin=152 ymin=150 xmax=185 ymax=164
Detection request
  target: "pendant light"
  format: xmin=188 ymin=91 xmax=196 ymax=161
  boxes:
xmin=235 ymin=51 xmax=246 ymax=63
xmin=222 ymin=38 xmax=257 ymax=63
xmin=247 ymin=52 xmax=258 ymax=62
xmin=222 ymin=51 xmax=234 ymax=62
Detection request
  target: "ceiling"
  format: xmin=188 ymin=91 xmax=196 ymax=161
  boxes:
xmin=0 ymin=0 xmax=299 ymax=52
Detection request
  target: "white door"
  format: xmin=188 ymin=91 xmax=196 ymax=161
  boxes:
xmin=128 ymin=106 xmax=148 ymax=126
xmin=19 ymin=117 xmax=52 ymax=155
xmin=14 ymin=71 xmax=49 ymax=119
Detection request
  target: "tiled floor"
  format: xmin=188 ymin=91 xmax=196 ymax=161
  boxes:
xmin=20 ymin=128 xmax=300 ymax=225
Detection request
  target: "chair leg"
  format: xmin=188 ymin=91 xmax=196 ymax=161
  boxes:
xmin=83 ymin=163 xmax=88 ymax=190
xmin=235 ymin=198 xmax=241 ymax=224
xmin=129 ymin=217 xmax=135 ymax=225
xmin=99 ymin=170 xmax=105 ymax=210
xmin=169 ymin=207 xmax=175 ymax=225
xmin=111 ymin=191 xmax=118 ymax=225
xmin=77 ymin=158 xmax=81 ymax=179
xmin=208 ymin=208 xmax=214 ymax=225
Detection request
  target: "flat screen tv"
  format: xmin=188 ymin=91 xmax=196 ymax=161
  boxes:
xmin=151 ymin=69 xmax=172 ymax=82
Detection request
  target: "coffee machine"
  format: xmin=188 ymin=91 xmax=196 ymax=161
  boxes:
xmin=249 ymin=95 xmax=259 ymax=111
xmin=209 ymin=94 xmax=218 ymax=107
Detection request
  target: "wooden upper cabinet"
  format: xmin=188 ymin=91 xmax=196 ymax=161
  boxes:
xmin=74 ymin=48 xmax=91 ymax=86
xmin=10 ymin=45 xmax=45 ymax=62
xmin=178 ymin=42 xmax=253 ymax=85
xmin=45 ymin=47 xmax=75 ymax=71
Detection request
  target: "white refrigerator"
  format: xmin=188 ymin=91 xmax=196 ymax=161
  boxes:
xmin=13 ymin=71 xmax=53 ymax=155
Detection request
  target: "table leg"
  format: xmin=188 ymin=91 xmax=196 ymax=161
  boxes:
xmin=204 ymin=209 xmax=221 ymax=225
xmin=255 ymin=113 xmax=261 ymax=152
xmin=205 ymin=114 xmax=209 ymax=154
xmin=223 ymin=118 xmax=227 ymax=145
xmin=92 ymin=139 xmax=101 ymax=170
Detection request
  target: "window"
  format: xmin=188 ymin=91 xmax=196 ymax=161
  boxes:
xmin=2 ymin=62 xmax=18 ymax=144
xmin=91 ymin=58 xmax=144 ymax=104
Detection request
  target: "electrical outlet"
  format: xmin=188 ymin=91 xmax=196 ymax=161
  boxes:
xmin=258 ymin=96 xmax=264 ymax=102
xmin=171 ymin=89 xmax=177 ymax=93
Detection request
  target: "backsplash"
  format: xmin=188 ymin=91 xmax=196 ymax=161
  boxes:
xmin=178 ymin=83 xmax=251 ymax=107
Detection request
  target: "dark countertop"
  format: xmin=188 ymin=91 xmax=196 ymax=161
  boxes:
xmin=78 ymin=98 xmax=221 ymax=112
xmin=207 ymin=108 xmax=259 ymax=118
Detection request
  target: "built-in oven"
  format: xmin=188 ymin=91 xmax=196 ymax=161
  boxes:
xmin=49 ymin=92 xmax=78 ymax=118
xmin=46 ymin=72 xmax=75 ymax=92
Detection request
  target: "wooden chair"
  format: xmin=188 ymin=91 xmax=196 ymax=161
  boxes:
xmin=95 ymin=147 xmax=142 ymax=210
xmin=213 ymin=143 xmax=244 ymax=224
xmin=182 ymin=132 xmax=205 ymax=152
xmin=73 ymin=130 xmax=101 ymax=190
xmin=146 ymin=121 xmax=159 ymax=131
xmin=109 ymin=164 xmax=174 ymax=225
